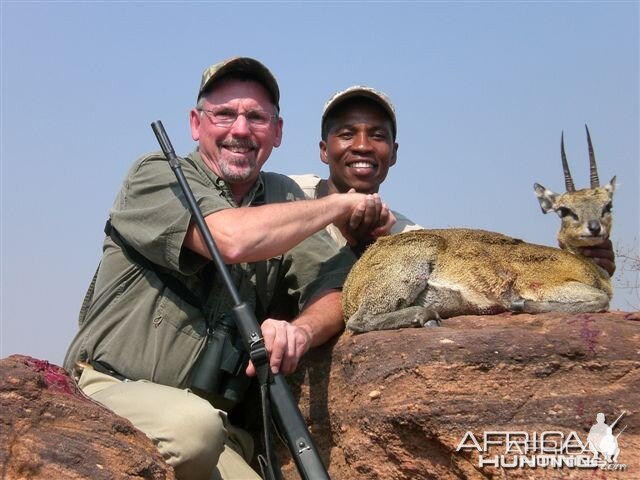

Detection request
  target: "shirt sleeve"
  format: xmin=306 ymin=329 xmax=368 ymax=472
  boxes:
xmin=287 ymin=174 xmax=321 ymax=199
xmin=109 ymin=151 xmax=231 ymax=274
xmin=280 ymin=232 xmax=356 ymax=312
xmin=390 ymin=209 xmax=423 ymax=234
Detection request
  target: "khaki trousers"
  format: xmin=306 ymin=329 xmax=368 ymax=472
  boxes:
xmin=79 ymin=368 xmax=261 ymax=480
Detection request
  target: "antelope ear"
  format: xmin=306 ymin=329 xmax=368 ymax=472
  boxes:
xmin=604 ymin=175 xmax=617 ymax=195
xmin=534 ymin=183 xmax=557 ymax=214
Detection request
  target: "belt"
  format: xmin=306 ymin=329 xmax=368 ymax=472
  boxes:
xmin=90 ymin=360 xmax=128 ymax=382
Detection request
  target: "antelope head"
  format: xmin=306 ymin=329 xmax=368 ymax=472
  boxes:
xmin=534 ymin=125 xmax=616 ymax=251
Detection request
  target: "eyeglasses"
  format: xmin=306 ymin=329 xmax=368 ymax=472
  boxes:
xmin=197 ymin=107 xmax=278 ymax=129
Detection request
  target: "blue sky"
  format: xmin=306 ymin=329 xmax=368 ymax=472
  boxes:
xmin=1 ymin=1 xmax=638 ymax=364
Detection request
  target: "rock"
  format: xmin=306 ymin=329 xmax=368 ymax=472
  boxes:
xmin=0 ymin=355 xmax=174 ymax=480
xmin=282 ymin=311 xmax=640 ymax=479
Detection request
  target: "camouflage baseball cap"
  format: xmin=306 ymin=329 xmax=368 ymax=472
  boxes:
xmin=322 ymin=85 xmax=397 ymax=138
xmin=197 ymin=57 xmax=280 ymax=109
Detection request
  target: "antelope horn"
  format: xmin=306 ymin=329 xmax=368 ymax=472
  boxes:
xmin=585 ymin=124 xmax=600 ymax=187
xmin=561 ymin=132 xmax=575 ymax=192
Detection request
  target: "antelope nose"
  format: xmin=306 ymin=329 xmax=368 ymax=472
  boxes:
xmin=588 ymin=221 xmax=601 ymax=236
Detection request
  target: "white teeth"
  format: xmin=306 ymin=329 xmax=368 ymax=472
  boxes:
xmin=350 ymin=162 xmax=374 ymax=168
xmin=226 ymin=147 xmax=250 ymax=153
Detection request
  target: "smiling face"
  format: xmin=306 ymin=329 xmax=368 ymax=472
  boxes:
xmin=320 ymin=98 xmax=398 ymax=195
xmin=190 ymin=76 xmax=283 ymax=199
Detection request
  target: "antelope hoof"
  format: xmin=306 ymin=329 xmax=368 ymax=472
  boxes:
xmin=423 ymin=308 xmax=442 ymax=327
xmin=510 ymin=298 xmax=526 ymax=313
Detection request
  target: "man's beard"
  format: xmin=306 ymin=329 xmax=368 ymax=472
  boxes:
xmin=218 ymin=139 xmax=259 ymax=183
xmin=218 ymin=156 xmax=258 ymax=182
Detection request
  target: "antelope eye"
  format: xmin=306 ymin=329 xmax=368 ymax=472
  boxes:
xmin=602 ymin=202 xmax=613 ymax=215
xmin=558 ymin=207 xmax=575 ymax=219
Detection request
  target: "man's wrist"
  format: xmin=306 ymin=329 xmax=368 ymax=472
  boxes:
xmin=350 ymin=240 xmax=372 ymax=257
xmin=297 ymin=324 xmax=313 ymax=345
xmin=323 ymin=192 xmax=359 ymax=224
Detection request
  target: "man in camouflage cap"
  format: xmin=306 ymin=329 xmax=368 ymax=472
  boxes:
xmin=65 ymin=57 xmax=394 ymax=480
xmin=291 ymin=85 xmax=421 ymax=255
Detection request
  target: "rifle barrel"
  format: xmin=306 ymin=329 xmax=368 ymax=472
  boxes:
xmin=610 ymin=410 xmax=626 ymax=430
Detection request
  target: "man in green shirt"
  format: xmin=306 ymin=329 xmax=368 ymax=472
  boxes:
xmin=64 ymin=57 xmax=393 ymax=480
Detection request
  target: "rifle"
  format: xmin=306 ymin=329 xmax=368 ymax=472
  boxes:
xmin=616 ymin=425 xmax=627 ymax=439
xmin=151 ymin=121 xmax=330 ymax=480
xmin=610 ymin=411 xmax=626 ymax=430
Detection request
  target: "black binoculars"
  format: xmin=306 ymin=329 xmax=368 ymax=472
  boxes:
xmin=190 ymin=314 xmax=252 ymax=403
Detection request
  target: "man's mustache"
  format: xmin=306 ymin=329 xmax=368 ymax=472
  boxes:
xmin=220 ymin=139 xmax=258 ymax=150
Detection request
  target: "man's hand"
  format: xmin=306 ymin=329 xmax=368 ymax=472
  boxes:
xmin=245 ymin=290 xmax=344 ymax=377
xmin=337 ymin=190 xmax=396 ymax=249
xmin=578 ymin=238 xmax=616 ymax=276
xmin=560 ymin=238 xmax=616 ymax=276
xmin=245 ymin=319 xmax=312 ymax=377
xmin=370 ymin=205 xmax=396 ymax=238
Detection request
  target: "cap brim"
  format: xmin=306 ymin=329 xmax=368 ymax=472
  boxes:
xmin=198 ymin=57 xmax=280 ymax=108
xmin=322 ymin=86 xmax=397 ymax=137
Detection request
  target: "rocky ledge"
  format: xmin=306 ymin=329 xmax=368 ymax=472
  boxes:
xmin=282 ymin=311 xmax=639 ymax=480
xmin=0 ymin=355 xmax=174 ymax=480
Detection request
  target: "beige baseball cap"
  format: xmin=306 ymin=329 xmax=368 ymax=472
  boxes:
xmin=197 ymin=56 xmax=280 ymax=109
xmin=322 ymin=85 xmax=397 ymax=138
